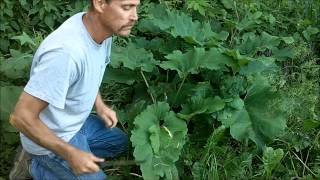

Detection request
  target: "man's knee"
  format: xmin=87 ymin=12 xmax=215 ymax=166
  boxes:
xmin=116 ymin=129 xmax=129 ymax=153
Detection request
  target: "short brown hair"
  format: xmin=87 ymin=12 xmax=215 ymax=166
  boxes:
xmin=89 ymin=0 xmax=112 ymax=10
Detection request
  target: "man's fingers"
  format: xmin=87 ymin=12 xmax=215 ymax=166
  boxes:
xmin=109 ymin=113 xmax=118 ymax=128
xmin=79 ymin=156 xmax=103 ymax=174
xmin=86 ymin=161 xmax=100 ymax=173
xmin=104 ymin=114 xmax=117 ymax=128
xmin=102 ymin=114 xmax=112 ymax=127
xmin=90 ymin=154 xmax=104 ymax=162
xmin=106 ymin=118 xmax=112 ymax=127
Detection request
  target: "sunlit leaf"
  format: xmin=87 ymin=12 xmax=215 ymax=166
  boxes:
xmin=11 ymin=32 xmax=35 ymax=46
xmin=131 ymin=102 xmax=187 ymax=180
xmin=263 ymin=147 xmax=284 ymax=176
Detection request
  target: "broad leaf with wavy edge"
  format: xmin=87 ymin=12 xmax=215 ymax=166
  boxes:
xmin=131 ymin=102 xmax=187 ymax=180
xmin=110 ymin=43 xmax=158 ymax=72
xmin=147 ymin=4 xmax=221 ymax=45
xmin=219 ymin=76 xmax=286 ymax=148
xmin=178 ymin=96 xmax=225 ymax=120
xmin=160 ymin=47 xmax=236 ymax=78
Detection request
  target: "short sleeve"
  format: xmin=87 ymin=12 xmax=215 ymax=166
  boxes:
xmin=24 ymin=49 xmax=77 ymax=109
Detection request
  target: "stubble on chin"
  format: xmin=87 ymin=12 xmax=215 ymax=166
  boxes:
xmin=116 ymin=25 xmax=134 ymax=37
xmin=116 ymin=30 xmax=132 ymax=37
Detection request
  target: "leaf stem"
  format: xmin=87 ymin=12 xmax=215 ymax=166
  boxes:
xmin=292 ymin=151 xmax=317 ymax=176
xmin=140 ymin=70 xmax=156 ymax=103
xmin=234 ymin=1 xmax=240 ymax=22
xmin=173 ymin=75 xmax=187 ymax=104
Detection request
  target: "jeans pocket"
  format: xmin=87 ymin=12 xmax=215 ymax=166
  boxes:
xmin=31 ymin=154 xmax=78 ymax=180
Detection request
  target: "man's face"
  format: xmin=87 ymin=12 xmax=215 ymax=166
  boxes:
xmin=100 ymin=0 xmax=140 ymax=36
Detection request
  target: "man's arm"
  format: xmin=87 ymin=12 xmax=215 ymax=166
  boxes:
xmin=10 ymin=92 xmax=104 ymax=175
xmin=94 ymin=92 xmax=118 ymax=128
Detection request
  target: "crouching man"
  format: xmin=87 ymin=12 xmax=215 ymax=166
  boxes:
xmin=9 ymin=0 xmax=140 ymax=179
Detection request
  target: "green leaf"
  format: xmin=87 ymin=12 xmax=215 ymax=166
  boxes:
xmin=19 ymin=0 xmax=27 ymax=6
xmin=161 ymin=47 xmax=235 ymax=78
xmin=136 ymin=19 xmax=162 ymax=33
xmin=0 ymin=51 xmax=33 ymax=79
xmin=191 ymin=162 xmax=203 ymax=180
xmin=259 ymin=32 xmax=281 ymax=49
xmin=0 ymin=86 xmax=23 ymax=122
xmin=303 ymin=119 xmax=320 ymax=131
xmin=220 ymin=0 xmax=234 ymax=10
xmin=268 ymin=14 xmax=276 ymax=24
xmin=302 ymin=26 xmax=319 ymax=41
xmin=229 ymin=97 xmax=244 ymax=110
xmin=110 ymin=43 xmax=157 ymax=72
xmin=237 ymin=12 xmax=262 ymax=31
xmin=204 ymin=48 xmax=237 ymax=71
xmin=44 ymin=14 xmax=55 ymax=29
xmin=219 ymin=76 xmax=287 ymax=147
xmin=149 ymin=4 xmax=214 ymax=45
xmin=238 ymin=32 xmax=293 ymax=61
xmin=102 ymin=67 xmax=140 ymax=85
xmin=134 ymin=37 xmax=181 ymax=55
xmin=224 ymin=49 xmax=251 ymax=63
xmin=263 ymin=147 xmax=284 ymax=177
xmin=149 ymin=125 xmax=160 ymax=154
xmin=187 ymin=0 xmax=210 ymax=16
xmin=239 ymin=58 xmax=279 ymax=75
xmin=212 ymin=31 xmax=229 ymax=41
xmin=11 ymin=32 xmax=36 ymax=46
xmin=161 ymin=48 xmax=206 ymax=78
xmin=281 ymin=37 xmax=294 ymax=44
xmin=178 ymin=96 xmax=225 ymax=120
xmin=190 ymin=82 xmax=214 ymax=98
xmin=131 ymin=102 xmax=187 ymax=180
xmin=272 ymin=47 xmax=295 ymax=60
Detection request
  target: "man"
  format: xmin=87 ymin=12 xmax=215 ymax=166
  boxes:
xmin=9 ymin=0 xmax=139 ymax=179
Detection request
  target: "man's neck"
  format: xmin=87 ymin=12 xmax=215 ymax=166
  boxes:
xmin=83 ymin=11 xmax=112 ymax=44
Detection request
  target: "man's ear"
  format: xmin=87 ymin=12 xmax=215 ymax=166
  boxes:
xmin=92 ymin=0 xmax=106 ymax=13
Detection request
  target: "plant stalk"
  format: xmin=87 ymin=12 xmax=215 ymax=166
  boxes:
xmin=292 ymin=151 xmax=317 ymax=176
xmin=173 ymin=75 xmax=187 ymax=104
xmin=140 ymin=70 xmax=156 ymax=103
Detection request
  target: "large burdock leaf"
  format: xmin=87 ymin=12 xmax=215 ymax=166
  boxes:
xmin=178 ymin=96 xmax=225 ymax=120
xmin=160 ymin=47 xmax=235 ymax=78
xmin=219 ymin=76 xmax=286 ymax=147
xmin=110 ymin=43 xmax=158 ymax=72
xmin=236 ymin=11 xmax=263 ymax=31
xmin=148 ymin=4 xmax=216 ymax=45
xmin=131 ymin=102 xmax=187 ymax=180
xmin=237 ymin=32 xmax=295 ymax=60
xmin=160 ymin=48 xmax=206 ymax=78
xmin=102 ymin=67 xmax=141 ymax=85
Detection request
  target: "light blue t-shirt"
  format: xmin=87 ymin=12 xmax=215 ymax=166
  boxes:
xmin=21 ymin=12 xmax=112 ymax=155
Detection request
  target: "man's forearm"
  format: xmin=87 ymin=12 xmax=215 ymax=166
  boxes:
xmin=95 ymin=92 xmax=107 ymax=111
xmin=10 ymin=111 xmax=76 ymax=160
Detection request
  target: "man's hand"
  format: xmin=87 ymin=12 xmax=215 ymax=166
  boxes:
xmin=96 ymin=104 xmax=118 ymax=128
xmin=95 ymin=92 xmax=118 ymax=128
xmin=66 ymin=148 xmax=104 ymax=175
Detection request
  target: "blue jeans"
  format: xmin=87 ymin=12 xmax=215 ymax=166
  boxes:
xmin=30 ymin=114 xmax=128 ymax=180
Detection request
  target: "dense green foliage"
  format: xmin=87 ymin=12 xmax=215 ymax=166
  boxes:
xmin=1 ymin=0 xmax=319 ymax=179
